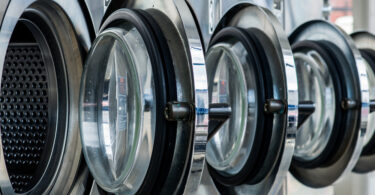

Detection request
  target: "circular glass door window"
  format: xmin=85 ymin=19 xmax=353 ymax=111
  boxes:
xmin=79 ymin=9 xmax=181 ymax=194
xmin=293 ymin=50 xmax=336 ymax=161
xmin=205 ymin=26 xmax=286 ymax=187
xmin=289 ymin=20 xmax=368 ymax=188
xmin=200 ymin=5 xmax=297 ymax=194
xmin=206 ymin=40 xmax=257 ymax=176
xmin=81 ymin=25 xmax=153 ymax=191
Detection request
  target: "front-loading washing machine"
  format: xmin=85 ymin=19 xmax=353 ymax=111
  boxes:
xmin=0 ymin=0 xmax=95 ymax=194
xmin=329 ymin=30 xmax=375 ymax=194
xmin=287 ymin=20 xmax=369 ymax=189
xmin=187 ymin=0 xmax=299 ymax=194
xmin=79 ymin=0 xmax=209 ymax=194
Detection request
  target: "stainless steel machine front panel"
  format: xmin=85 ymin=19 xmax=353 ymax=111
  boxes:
xmin=79 ymin=0 xmax=209 ymax=194
xmin=0 ymin=0 xmax=93 ymax=194
xmin=189 ymin=1 xmax=298 ymax=194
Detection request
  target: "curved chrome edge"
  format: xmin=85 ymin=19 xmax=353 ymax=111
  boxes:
xmin=197 ymin=4 xmax=297 ymax=194
xmin=53 ymin=0 xmax=92 ymax=52
xmin=93 ymin=0 xmax=208 ymax=193
xmin=83 ymin=0 xmax=110 ymax=35
xmin=332 ymin=24 xmax=369 ymax=184
xmin=0 ymin=0 xmax=92 ymax=194
xmin=351 ymin=32 xmax=375 ymax=171
xmin=233 ymin=6 xmax=298 ymax=194
xmin=173 ymin=0 xmax=209 ymax=193
xmin=261 ymin=7 xmax=298 ymax=194
xmin=0 ymin=1 xmax=10 ymax=25
xmin=289 ymin=20 xmax=369 ymax=186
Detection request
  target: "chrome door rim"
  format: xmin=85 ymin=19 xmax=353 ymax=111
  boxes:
xmin=198 ymin=4 xmax=298 ymax=195
xmin=80 ymin=8 xmax=179 ymax=193
xmin=351 ymin=31 xmax=375 ymax=173
xmin=81 ymin=0 xmax=209 ymax=194
xmin=289 ymin=20 xmax=369 ymax=187
xmin=293 ymin=50 xmax=336 ymax=161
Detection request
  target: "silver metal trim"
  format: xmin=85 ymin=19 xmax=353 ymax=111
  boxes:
xmin=84 ymin=0 xmax=110 ymax=34
xmin=234 ymin=7 xmax=298 ymax=194
xmin=194 ymin=3 xmax=298 ymax=194
xmin=0 ymin=0 xmax=92 ymax=194
xmin=289 ymin=20 xmax=369 ymax=187
xmin=351 ymin=31 xmax=375 ymax=173
xmin=341 ymin=32 xmax=369 ymax=183
xmin=80 ymin=24 xmax=157 ymax=193
xmin=81 ymin=0 xmax=209 ymax=193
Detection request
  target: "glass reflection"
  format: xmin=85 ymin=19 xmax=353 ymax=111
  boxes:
xmin=294 ymin=51 xmax=336 ymax=161
xmin=206 ymin=40 xmax=258 ymax=176
xmin=80 ymin=23 xmax=156 ymax=193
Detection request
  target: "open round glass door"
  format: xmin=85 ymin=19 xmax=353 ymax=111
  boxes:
xmin=203 ymin=5 xmax=298 ymax=194
xmin=79 ymin=6 xmax=208 ymax=194
xmin=289 ymin=20 xmax=369 ymax=187
xmin=351 ymin=32 xmax=375 ymax=173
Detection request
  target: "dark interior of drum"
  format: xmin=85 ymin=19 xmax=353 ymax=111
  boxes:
xmin=0 ymin=20 xmax=56 ymax=193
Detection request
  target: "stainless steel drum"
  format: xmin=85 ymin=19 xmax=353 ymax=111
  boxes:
xmin=289 ymin=20 xmax=369 ymax=188
xmin=351 ymin=31 xmax=375 ymax=174
xmin=79 ymin=0 xmax=209 ymax=194
xmin=188 ymin=1 xmax=298 ymax=194
xmin=0 ymin=0 xmax=93 ymax=194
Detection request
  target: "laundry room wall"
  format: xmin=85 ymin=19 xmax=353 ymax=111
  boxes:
xmin=283 ymin=0 xmax=325 ymax=33
xmin=284 ymin=0 xmax=375 ymax=34
xmin=353 ymin=0 xmax=375 ymax=34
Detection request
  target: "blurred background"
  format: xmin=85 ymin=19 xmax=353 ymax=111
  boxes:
xmin=283 ymin=0 xmax=375 ymax=194
xmin=284 ymin=0 xmax=375 ymax=35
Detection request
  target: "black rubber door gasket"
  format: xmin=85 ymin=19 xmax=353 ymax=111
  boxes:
xmin=99 ymin=9 xmax=178 ymax=195
xmin=290 ymin=40 xmax=361 ymax=187
xmin=206 ymin=26 xmax=278 ymax=188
